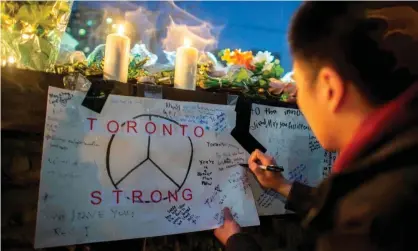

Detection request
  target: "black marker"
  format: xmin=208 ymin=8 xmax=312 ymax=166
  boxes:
xmin=239 ymin=164 xmax=284 ymax=172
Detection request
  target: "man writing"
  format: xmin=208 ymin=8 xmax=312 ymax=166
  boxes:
xmin=215 ymin=2 xmax=418 ymax=251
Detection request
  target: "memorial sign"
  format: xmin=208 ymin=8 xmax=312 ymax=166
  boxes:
xmin=35 ymin=87 xmax=260 ymax=248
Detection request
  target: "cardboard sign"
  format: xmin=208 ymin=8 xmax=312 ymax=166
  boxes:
xmin=35 ymin=87 xmax=259 ymax=248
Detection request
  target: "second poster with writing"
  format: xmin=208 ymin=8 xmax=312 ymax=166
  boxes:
xmin=248 ymin=104 xmax=337 ymax=215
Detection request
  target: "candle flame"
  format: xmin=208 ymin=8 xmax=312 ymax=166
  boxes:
xmin=184 ymin=38 xmax=191 ymax=47
xmin=117 ymin=24 xmax=125 ymax=35
xmin=7 ymin=56 xmax=16 ymax=64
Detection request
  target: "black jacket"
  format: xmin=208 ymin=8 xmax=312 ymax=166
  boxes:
xmin=226 ymin=84 xmax=418 ymax=251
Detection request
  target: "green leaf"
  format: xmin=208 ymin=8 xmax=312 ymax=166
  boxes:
xmin=235 ymin=68 xmax=250 ymax=82
xmin=253 ymin=62 xmax=264 ymax=73
xmin=280 ymin=93 xmax=289 ymax=101
xmin=272 ymin=64 xmax=284 ymax=78
xmin=217 ymin=50 xmax=225 ymax=59
xmin=259 ymin=79 xmax=267 ymax=87
xmin=261 ymin=70 xmax=269 ymax=78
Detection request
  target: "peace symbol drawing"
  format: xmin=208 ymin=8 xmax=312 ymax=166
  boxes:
xmin=105 ymin=114 xmax=194 ymax=203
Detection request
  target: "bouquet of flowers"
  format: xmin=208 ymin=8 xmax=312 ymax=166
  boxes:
xmin=198 ymin=49 xmax=296 ymax=102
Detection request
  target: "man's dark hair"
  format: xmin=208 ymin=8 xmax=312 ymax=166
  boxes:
xmin=289 ymin=2 xmax=418 ymax=105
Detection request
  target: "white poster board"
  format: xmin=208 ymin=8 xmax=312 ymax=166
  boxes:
xmin=35 ymin=87 xmax=260 ymax=248
xmin=249 ymin=104 xmax=337 ymax=216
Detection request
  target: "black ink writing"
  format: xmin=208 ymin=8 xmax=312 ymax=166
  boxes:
xmin=54 ymin=227 xmax=71 ymax=237
xmin=46 ymin=134 xmax=99 ymax=150
xmin=162 ymin=109 xmax=177 ymax=119
xmin=257 ymin=189 xmax=283 ymax=208
xmin=47 ymin=212 xmax=66 ymax=221
xmin=214 ymin=112 xmax=227 ymax=132
xmin=197 ymin=165 xmax=213 ymax=186
xmin=264 ymin=107 xmax=277 ymax=115
xmin=250 ymin=118 xmax=279 ymax=130
xmin=165 ymin=102 xmax=181 ymax=111
xmin=110 ymin=209 xmax=134 ymax=218
xmin=309 ymin=134 xmax=321 ymax=153
xmin=218 ymin=150 xmax=245 ymax=158
xmin=206 ymin=142 xmax=240 ymax=148
xmin=45 ymin=122 xmax=59 ymax=133
xmin=288 ymin=164 xmax=308 ymax=184
xmin=218 ymin=194 xmax=227 ymax=205
xmin=49 ymin=92 xmax=74 ymax=106
xmin=199 ymin=159 xmax=214 ymax=165
xmin=204 ymin=185 xmax=223 ymax=208
xmin=67 ymin=139 xmax=100 ymax=148
xmin=279 ymin=121 xmax=310 ymax=130
xmin=228 ymin=171 xmax=250 ymax=194
xmin=50 ymin=143 xmax=68 ymax=150
xmin=71 ymin=209 xmax=105 ymax=222
xmin=284 ymin=109 xmax=302 ymax=116
xmin=251 ymin=106 xmax=260 ymax=115
xmin=165 ymin=204 xmax=199 ymax=226
xmin=46 ymin=157 xmax=91 ymax=171
xmin=46 ymin=135 xmax=99 ymax=147
xmin=42 ymin=193 xmax=50 ymax=203
xmin=84 ymin=226 xmax=89 ymax=237
xmin=249 ymin=118 xmax=309 ymax=131
xmin=323 ymin=151 xmax=337 ymax=178
xmin=217 ymin=157 xmax=232 ymax=166
xmin=53 ymin=226 xmax=89 ymax=237
xmin=46 ymin=170 xmax=81 ymax=179
xmin=216 ymin=150 xmax=245 ymax=171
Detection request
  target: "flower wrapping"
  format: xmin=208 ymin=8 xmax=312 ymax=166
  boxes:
xmin=1 ymin=1 xmax=73 ymax=72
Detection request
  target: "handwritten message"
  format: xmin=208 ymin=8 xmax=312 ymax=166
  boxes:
xmin=249 ymin=104 xmax=337 ymax=215
xmin=322 ymin=151 xmax=337 ymax=178
xmin=35 ymin=87 xmax=259 ymax=248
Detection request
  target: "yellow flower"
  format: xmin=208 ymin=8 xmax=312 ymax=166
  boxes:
xmin=221 ymin=49 xmax=234 ymax=64
xmin=221 ymin=49 xmax=254 ymax=70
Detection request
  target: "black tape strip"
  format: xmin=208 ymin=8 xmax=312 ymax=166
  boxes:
xmin=81 ymin=80 xmax=115 ymax=113
xmin=231 ymin=97 xmax=267 ymax=154
xmin=130 ymin=82 xmax=138 ymax=97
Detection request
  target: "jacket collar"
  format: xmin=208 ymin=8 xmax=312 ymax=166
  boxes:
xmin=332 ymin=82 xmax=418 ymax=173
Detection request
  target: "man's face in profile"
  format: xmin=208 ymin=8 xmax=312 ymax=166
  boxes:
xmin=293 ymin=59 xmax=342 ymax=151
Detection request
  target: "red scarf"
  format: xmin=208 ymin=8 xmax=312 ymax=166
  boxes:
xmin=332 ymin=83 xmax=418 ymax=173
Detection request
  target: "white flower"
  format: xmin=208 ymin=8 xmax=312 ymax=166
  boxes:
xmin=252 ymin=51 xmax=274 ymax=65
xmin=281 ymin=71 xmax=295 ymax=83
xmin=262 ymin=62 xmax=274 ymax=72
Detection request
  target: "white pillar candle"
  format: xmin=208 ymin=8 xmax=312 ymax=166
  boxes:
xmin=103 ymin=25 xmax=131 ymax=83
xmin=174 ymin=38 xmax=198 ymax=90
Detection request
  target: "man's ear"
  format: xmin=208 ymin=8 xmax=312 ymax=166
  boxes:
xmin=317 ymin=67 xmax=345 ymax=113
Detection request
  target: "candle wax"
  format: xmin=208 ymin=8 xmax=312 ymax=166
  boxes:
xmin=103 ymin=33 xmax=131 ymax=83
xmin=174 ymin=45 xmax=198 ymax=90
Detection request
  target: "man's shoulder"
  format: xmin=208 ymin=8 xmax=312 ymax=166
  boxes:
xmin=318 ymin=165 xmax=418 ymax=250
xmin=306 ymin=161 xmax=418 ymax=233
xmin=337 ymin=164 xmax=418 ymax=218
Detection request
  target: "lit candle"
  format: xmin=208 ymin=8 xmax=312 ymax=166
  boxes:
xmin=7 ymin=56 xmax=16 ymax=64
xmin=174 ymin=38 xmax=198 ymax=90
xmin=103 ymin=24 xmax=131 ymax=83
